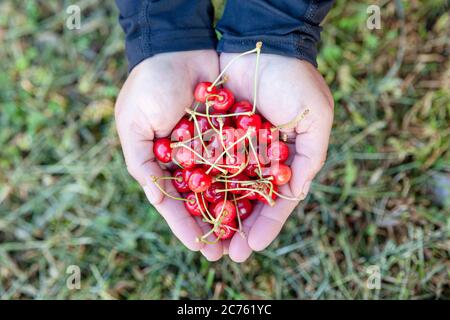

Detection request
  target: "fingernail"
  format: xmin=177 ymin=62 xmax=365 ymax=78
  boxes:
xmin=300 ymin=181 xmax=312 ymax=200
xmin=143 ymin=185 xmax=157 ymax=204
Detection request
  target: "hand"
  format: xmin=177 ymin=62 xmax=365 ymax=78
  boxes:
xmin=219 ymin=53 xmax=334 ymax=262
xmin=115 ymin=50 xmax=224 ymax=261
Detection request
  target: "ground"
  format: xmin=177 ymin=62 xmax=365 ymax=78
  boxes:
xmin=0 ymin=0 xmax=449 ymax=299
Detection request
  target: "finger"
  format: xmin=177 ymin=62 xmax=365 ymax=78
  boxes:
xmin=197 ymin=218 xmax=223 ymax=261
xmin=228 ymin=201 xmax=263 ymax=262
xmin=248 ymin=107 xmax=332 ymax=251
xmin=116 ymin=113 xmax=165 ymax=204
xmin=248 ymin=185 xmax=299 ymax=251
xmin=145 ymin=177 xmax=205 ymax=251
xmin=289 ymin=106 xmax=332 ymax=199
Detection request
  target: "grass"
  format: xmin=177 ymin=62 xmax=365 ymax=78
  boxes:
xmin=0 ymin=0 xmax=449 ymax=299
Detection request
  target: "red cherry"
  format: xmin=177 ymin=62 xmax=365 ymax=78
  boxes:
xmin=212 ymin=88 xmax=235 ymax=112
xmin=214 ymin=219 xmax=236 ymax=240
xmin=225 ymin=152 xmax=246 ymax=175
xmin=226 ymin=173 xmax=249 ymax=194
xmin=172 ymin=168 xmax=190 ymax=193
xmin=182 ymin=167 xmax=196 ymax=184
xmin=259 ymin=121 xmax=276 ymax=145
xmin=195 ymin=115 xmax=212 ymax=134
xmin=171 ymin=117 xmax=194 ymax=142
xmin=184 ymin=192 xmax=208 ymax=217
xmin=153 ymin=138 xmax=172 ymax=163
xmin=194 ymin=82 xmax=218 ymax=103
xmin=243 ymin=184 xmax=259 ymax=200
xmin=236 ymin=114 xmax=262 ymax=132
xmin=245 ymin=152 xmax=263 ymax=177
xmin=212 ymin=200 xmax=237 ymax=224
xmin=236 ymin=199 xmax=253 ymax=220
xmin=256 ymin=183 xmax=278 ymax=205
xmin=267 ymin=141 xmax=289 ymax=163
xmin=204 ymin=182 xmax=225 ymax=203
xmin=174 ymin=147 xmax=196 ymax=169
xmin=229 ymin=100 xmax=252 ymax=120
xmin=188 ymin=168 xmax=212 ymax=193
xmin=270 ymin=163 xmax=292 ymax=186
xmin=209 ymin=111 xmax=232 ymax=129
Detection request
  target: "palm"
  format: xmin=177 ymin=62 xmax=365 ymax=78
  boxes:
xmin=220 ymin=53 xmax=334 ymax=262
xmin=115 ymin=50 xmax=223 ymax=261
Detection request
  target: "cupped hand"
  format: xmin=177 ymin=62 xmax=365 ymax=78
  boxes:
xmin=115 ymin=50 xmax=224 ymax=261
xmin=219 ymin=53 xmax=334 ymax=262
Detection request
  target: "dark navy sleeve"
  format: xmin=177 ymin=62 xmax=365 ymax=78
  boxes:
xmin=216 ymin=0 xmax=334 ymax=67
xmin=115 ymin=0 xmax=217 ymax=71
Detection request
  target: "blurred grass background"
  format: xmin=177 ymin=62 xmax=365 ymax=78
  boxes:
xmin=0 ymin=0 xmax=449 ymax=299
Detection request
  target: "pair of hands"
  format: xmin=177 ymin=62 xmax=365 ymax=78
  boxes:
xmin=115 ymin=50 xmax=333 ymax=262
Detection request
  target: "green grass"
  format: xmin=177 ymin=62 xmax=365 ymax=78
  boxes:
xmin=0 ymin=0 xmax=449 ymax=299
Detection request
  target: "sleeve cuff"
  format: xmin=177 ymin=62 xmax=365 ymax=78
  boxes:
xmin=217 ymin=32 xmax=319 ymax=68
xmin=125 ymin=28 xmax=217 ymax=71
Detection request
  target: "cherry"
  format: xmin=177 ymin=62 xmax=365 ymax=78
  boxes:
xmin=226 ymin=173 xmax=249 ymax=194
xmin=204 ymin=182 xmax=226 ymax=203
xmin=174 ymin=147 xmax=196 ymax=169
xmin=153 ymin=138 xmax=172 ymax=163
xmin=171 ymin=117 xmax=194 ymax=142
xmin=184 ymin=192 xmax=208 ymax=217
xmin=256 ymin=183 xmax=278 ymax=205
xmin=236 ymin=199 xmax=253 ymax=220
xmin=194 ymin=82 xmax=218 ymax=103
xmin=172 ymin=168 xmax=190 ymax=193
xmin=182 ymin=167 xmax=196 ymax=184
xmin=225 ymin=152 xmax=246 ymax=175
xmin=195 ymin=115 xmax=212 ymax=133
xmin=188 ymin=168 xmax=212 ymax=193
xmin=259 ymin=121 xmax=276 ymax=145
xmin=212 ymin=88 xmax=235 ymax=112
xmin=209 ymin=111 xmax=232 ymax=129
xmin=214 ymin=219 xmax=236 ymax=240
xmin=236 ymin=114 xmax=262 ymax=132
xmin=270 ymin=163 xmax=292 ymax=186
xmin=229 ymin=100 xmax=252 ymax=120
xmin=212 ymin=200 xmax=237 ymax=224
xmin=267 ymin=141 xmax=289 ymax=163
xmin=243 ymin=184 xmax=259 ymax=200
xmin=245 ymin=152 xmax=263 ymax=177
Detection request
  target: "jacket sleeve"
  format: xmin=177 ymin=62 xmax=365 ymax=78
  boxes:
xmin=115 ymin=0 xmax=217 ymax=71
xmin=216 ymin=0 xmax=334 ymax=67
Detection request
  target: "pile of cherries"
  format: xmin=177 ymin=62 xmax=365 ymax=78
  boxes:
xmin=152 ymin=81 xmax=292 ymax=243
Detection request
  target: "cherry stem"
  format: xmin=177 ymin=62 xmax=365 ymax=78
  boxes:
xmin=186 ymin=108 xmax=252 ymax=119
xmin=247 ymin=137 xmax=264 ymax=179
xmin=175 ymin=143 xmax=228 ymax=175
xmin=150 ymin=176 xmax=189 ymax=202
xmin=216 ymin=187 xmax=275 ymax=206
xmin=275 ymin=108 xmax=310 ymax=130
xmin=208 ymin=42 xmax=263 ymax=91
xmin=205 ymin=130 xmax=252 ymax=175
xmin=252 ymin=41 xmax=262 ymax=114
